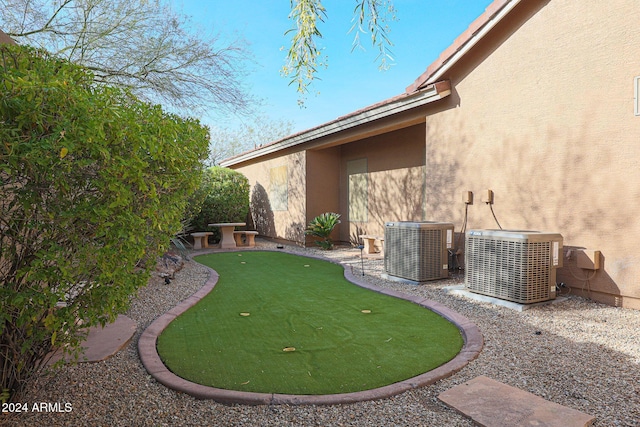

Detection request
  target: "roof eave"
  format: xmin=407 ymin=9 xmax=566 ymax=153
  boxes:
xmin=220 ymin=80 xmax=451 ymax=168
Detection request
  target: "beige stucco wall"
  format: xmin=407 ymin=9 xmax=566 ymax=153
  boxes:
xmin=229 ymin=0 xmax=640 ymax=308
xmin=424 ymin=0 xmax=640 ymax=307
xmin=338 ymin=124 xmax=427 ymax=242
xmin=306 ymin=147 xmax=341 ymax=244
xmin=235 ymin=151 xmax=307 ymax=244
xmin=236 ymin=124 xmax=427 ymax=246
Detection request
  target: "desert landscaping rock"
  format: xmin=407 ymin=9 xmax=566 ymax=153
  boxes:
xmin=11 ymin=239 xmax=640 ymax=426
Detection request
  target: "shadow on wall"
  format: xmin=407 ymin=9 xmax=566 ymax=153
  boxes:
xmin=363 ymin=116 xmax=466 ymax=245
xmin=421 ymin=108 xmax=477 ymax=229
xmin=287 ymin=153 xmax=308 ymax=245
xmin=368 ymin=167 xmax=427 ymax=228
xmin=368 ymin=117 xmax=467 ymax=230
xmin=489 ymin=118 xmax=628 ymax=304
xmin=494 ymin=121 xmax=631 ymax=240
xmin=349 ymin=224 xmax=367 ymax=246
xmin=558 ymin=247 xmax=627 ymax=307
xmin=289 ymin=153 xmax=306 ymax=209
xmin=250 ymin=183 xmax=276 ymax=238
xmin=285 ymin=221 xmax=305 ymax=244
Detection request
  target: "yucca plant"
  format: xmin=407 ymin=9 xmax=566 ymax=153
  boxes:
xmin=305 ymin=212 xmax=341 ymax=250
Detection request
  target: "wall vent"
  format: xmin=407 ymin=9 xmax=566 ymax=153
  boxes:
xmin=384 ymin=221 xmax=454 ymax=282
xmin=465 ymin=229 xmax=563 ymax=304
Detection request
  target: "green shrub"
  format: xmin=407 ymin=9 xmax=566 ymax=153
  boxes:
xmin=305 ymin=212 xmax=341 ymax=250
xmin=0 ymin=44 xmax=209 ymax=400
xmin=189 ymin=167 xmax=250 ymax=241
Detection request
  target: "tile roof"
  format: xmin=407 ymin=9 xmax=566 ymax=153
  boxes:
xmin=220 ymin=81 xmax=451 ymax=167
xmin=221 ymin=0 xmax=523 ymax=167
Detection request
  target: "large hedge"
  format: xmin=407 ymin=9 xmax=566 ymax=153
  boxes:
xmin=189 ymin=167 xmax=250 ymax=240
xmin=0 ymin=44 xmax=209 ymax=400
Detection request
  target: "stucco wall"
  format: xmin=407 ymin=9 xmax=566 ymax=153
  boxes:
xmin=425 ymin=0 xmax=640 ymax=307
xmin=235 ymin=151 xmax=307 ymax=244
xmin=227 ymin=0 xmax=640 ymax=308
xmin=306 ymin=147 xmax=341 ymax=245
xmin=339 ymin=124 xmax=427 ymax=242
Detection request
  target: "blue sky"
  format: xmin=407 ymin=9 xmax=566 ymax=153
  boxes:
xmin=178 ymin=1 xmax=493 ymax=134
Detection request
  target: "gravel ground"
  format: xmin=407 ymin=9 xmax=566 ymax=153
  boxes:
xmin=5 ymin=239 xmax=640 ymax=426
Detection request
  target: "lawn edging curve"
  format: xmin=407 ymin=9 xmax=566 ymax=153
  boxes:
xmin=138 ymin=249 xmax=483 ymax=405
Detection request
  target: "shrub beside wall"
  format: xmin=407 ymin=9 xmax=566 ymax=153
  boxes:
xmin=0 ymin=45 xmax=209 ymax=400
xmin=189 ymin=167 xmax=250 ymax=240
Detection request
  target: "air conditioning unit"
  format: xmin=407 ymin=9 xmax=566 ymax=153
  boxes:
xmin=384 ymin=221 xmax=454 ymax=282
xmin=465 ymin=229 xmax=563 ymax=304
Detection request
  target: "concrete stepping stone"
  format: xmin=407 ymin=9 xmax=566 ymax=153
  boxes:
xmin=77 ymin=314 xmax=136 ymax=362
xmin=48 ymin=315 xmax=137 ymax=364
xmin=438 ymin=375 xmax=595 ymax=427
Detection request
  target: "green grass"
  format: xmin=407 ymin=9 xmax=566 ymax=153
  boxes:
xmin=156 ymin=251 xmax=463 ymax=395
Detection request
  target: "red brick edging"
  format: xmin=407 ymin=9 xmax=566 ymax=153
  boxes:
xmin=138 ymin=250 xmax=483 ymax=405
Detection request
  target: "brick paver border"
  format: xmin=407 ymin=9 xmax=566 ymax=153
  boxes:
xmin=138 ymin=249 xmax=483 ymax=405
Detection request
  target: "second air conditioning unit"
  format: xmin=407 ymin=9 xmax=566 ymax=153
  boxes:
xmin=384 ymin=221 xmax=454 ymax=282
xmin=465 ymin=229 xmax=563 ymax=304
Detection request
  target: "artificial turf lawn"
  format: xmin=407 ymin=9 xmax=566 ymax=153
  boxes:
xmin=156 ymin=251 xmax=463 ymax=395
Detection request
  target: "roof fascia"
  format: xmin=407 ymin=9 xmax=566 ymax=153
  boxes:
xmin=220 ymin=80 xmax=451 ymax=167
xmin=406 ymin=0 xmax=522 ymax=92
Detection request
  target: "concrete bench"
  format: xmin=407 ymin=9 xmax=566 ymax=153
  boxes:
xmin=359 ymin=234 xmax=384 ymax=254
xmin=233 ymin=230 xmax=258 ymax=247
xmin=191 ymin=232 xmax=213 ymax=250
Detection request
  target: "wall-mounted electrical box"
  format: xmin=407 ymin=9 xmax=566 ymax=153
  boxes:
xmin=483 ymin=189 xmax=494 ymax=204
xmin=635 ymin=76 xmax=640 ymax=116
xmin=463 ymin=191 xmax=473 ymax=205
xmin=576 ymin=249 xmax=602 ymax=270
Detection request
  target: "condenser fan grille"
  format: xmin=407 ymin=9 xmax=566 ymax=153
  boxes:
xmin=465 ymin=230 xmax=563 ymax=304
xmin=384 ymin=221 xmax=453 ymax=282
